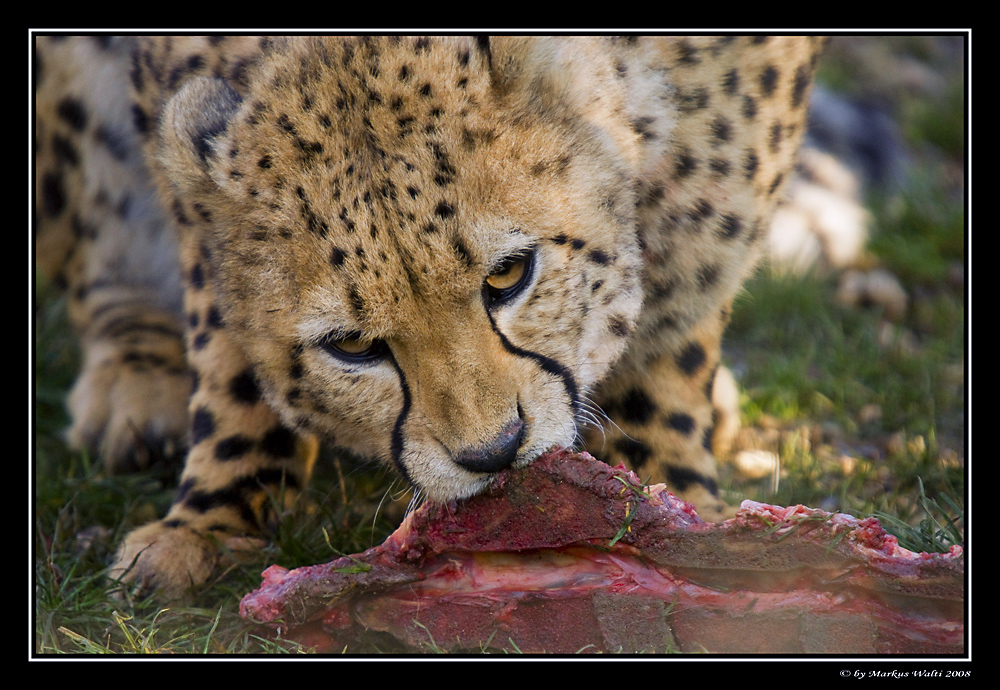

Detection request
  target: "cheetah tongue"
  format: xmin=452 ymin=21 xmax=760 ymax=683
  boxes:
xmin=239 ymin=449 xmax=964 ymax=654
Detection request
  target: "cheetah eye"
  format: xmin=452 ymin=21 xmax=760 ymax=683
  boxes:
xmin=319 ymin=332 xmax=388 ymax=364
xmin=483 ymin=249 xmax=535 ymax=308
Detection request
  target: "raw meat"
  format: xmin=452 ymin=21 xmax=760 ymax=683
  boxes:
xmin=240 ymin=449 xmax=965 ymax=654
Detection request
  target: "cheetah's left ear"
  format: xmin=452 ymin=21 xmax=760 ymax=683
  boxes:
xmin=158 ymin=76 xmax=243 ymax=195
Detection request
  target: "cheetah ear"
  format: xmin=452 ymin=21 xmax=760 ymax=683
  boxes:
xmin=158 ymin=76 xmax=243 ymax=193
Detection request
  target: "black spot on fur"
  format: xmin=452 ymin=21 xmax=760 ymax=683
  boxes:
xmin=667 ymin=466 xmax=719 ymax=496
xmin=677 ymin=87 xmax=709 ymax=113
xmin=692 ymin=199 xmax=714 ymax=220
xmin=710 ymin=116 xmax=732 ymax=144
xmin=474 ymin=36 xmax=492 ymax=69
xmin=215 ymin=435 xmax=254 ymax=460
xmin=299 ymin=195 xmax=329 ymax=237
xmin=722 ymin=68 xmax=740 ymax=95
xmin=791 ymin=64 xmax=811 ymax=108
xmin=189 ymin=263 xmax=205 ymax=290
xmin=276 ymin=113 xmax=297 ymax=135
xmin=769 ymin=173 xmax=785 ymax=195
xmin=620 ymin=388 xmax=657 ymax=425
xmin=57 ymin=97 xmax=88 ymax=131
xmin=718 ymin=214 xmax=743 ymax=239
xmin=131 ymin=104 xmax=150 ymax=133
xmin=588 ymin=249 xmax=611 ymax=265
xmin=675 ymin=40 xmax=699 ymax=65
xmin=710 ymin=158 xmax=731 ymax=177
xmin=666 ymin=412 xmax=696 ymax=435
xmin=702 ymin=426 xmax=714 ymax=451
xmin=677 ymin=342 xmax=706 ymax=376
xmin=631 ymin=116 xmax=657 ymax=140
xmin=696 ymin=263 xmax=719 ymax=289
xmin=744 ymin=149 xmax=759 ymax=179
xmin=262 ymin=426 xmax=296 ymax=458
xmin=180 ymin=469 xmax=301 ymax=524
xmin=191 ymin=407 xmax=216 ymax=444
xmin=339 ymin=207 xmax=356 ymax=233
xmin=674 ymin=150 xmax=698 ymax=178
xmin=348 ymin=285 xmax=365 ymax=315
xmin=296 ymin=137 xmax=324 ymax=158
xmin=206 ymin=305 xmax=223 ymax=329
xmin=192 ymin=331 xmax=211 ymax=350
xmin=759 ymin=65 xmax=779 ymax=98
xmin=41 ymin=172 xmax=66 ymax=217
xmin=52 ymin=134 xmax=78 ymax=166
xmin=615 ymin=437 xmax=652 ymax=469
xmin=769 ymin=121 xmax=783 ymax=153
xmin=172 ymin=199 xmax=191 ymax=225
xmin=122 ymin=351 xmax=168 ymax=369
xmin=192 ymin=202 xmax=212 ymax=223
xmin=452 ymin=237 xmax=474 ymax=266
xmin=639 ymin=181 xmax=665 ymax=207
xmin=230 ymin=369 xmax=262 ymax=404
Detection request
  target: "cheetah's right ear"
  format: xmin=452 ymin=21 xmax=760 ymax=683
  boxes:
xmin=158 ymin=76 xmax=243 ymax=194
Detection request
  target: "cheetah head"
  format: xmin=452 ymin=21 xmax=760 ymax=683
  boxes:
xmin=157 ymin=36 xmax=673 ymax=502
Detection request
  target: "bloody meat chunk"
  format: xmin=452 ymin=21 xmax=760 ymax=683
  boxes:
xmin=241 ymin=449 xmax=965 ymax=654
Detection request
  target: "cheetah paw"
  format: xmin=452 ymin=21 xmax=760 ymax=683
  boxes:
xmin=67 ymin=353 xmax=191 ymax=473
xmin=108 ymin=521 xmax=220 ymax=600
xmin=109 ymin=521 xmax=263 ymax=600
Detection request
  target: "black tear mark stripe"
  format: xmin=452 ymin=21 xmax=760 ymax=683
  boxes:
xmin=485 ymin=310 xmax=580 ymax=417
xmin=386 ymin=352 xmax=414 ymax=485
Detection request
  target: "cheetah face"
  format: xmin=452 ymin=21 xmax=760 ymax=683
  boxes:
xmin=158 ymin=37 xmax=647 ymax=502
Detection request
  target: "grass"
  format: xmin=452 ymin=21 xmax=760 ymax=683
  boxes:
xmin=720 ymin=263 xmax=965 ymax=532
xmin=32 ymin=35 xmax=967 ymax=655
xmin=715 ymin=35 xmax=967 ymax=549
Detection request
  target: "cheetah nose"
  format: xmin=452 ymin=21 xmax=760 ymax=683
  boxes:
xmin=453 ymin=418 xmax=524 ymax=474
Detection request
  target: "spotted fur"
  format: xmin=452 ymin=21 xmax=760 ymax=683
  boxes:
xmin=35 ymin=35 xmax=825 ymax=598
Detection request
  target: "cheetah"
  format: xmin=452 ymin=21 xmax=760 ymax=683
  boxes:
xmin=34 ymin=35 xmax=826 ymax=599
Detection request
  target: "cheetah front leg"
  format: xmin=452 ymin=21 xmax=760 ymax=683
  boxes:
xmin=109 ymin=241 xmax=319 ymax=600
xmin=64 ymin=291 xmax=193 ymax=473
xmin=591 ymin=305 xmax=736 ymax=521
xmin=35 ymin=36 xmax=194 ymax=473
